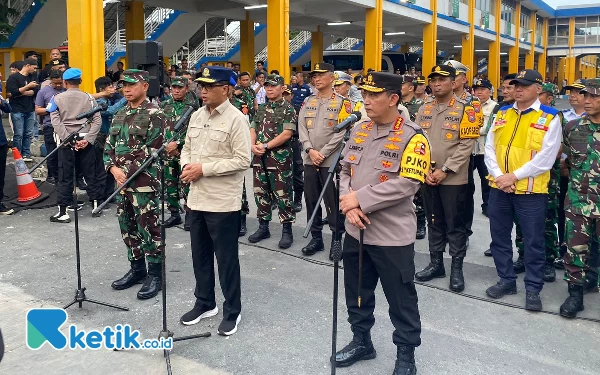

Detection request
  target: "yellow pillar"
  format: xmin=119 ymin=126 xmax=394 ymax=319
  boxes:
xmin=488 ymin=0 xmax=502 ymax=98
xmin=66 ymin=0 xmax=105 ymax=93
xmin=575 ymin=56 xmax=581 ymax=80
xmin=566 ymin=17 xmax=576 ymax=84
xmin=422 ymin=0 xmax=438 ymax=74
xmin=125 ymin=1 xmax=145 ymax=41
xmin=537 ymin=18 xmax=548 ymax=79
xmin=311 ymin=27 xmax=324 ymax=66
xmin=364 ymin=0 xmax=383 ymax=72
xmin=558 ymin=57 xmax=565 ymax=85
xmin=240 ymin=13 xmax=255 ymax=75
xmin=508 ymin=2 xmax=520 ymax=73
xmin=267 ymin=0 xmax=290 ymax=80
xmin=525 ymin=12 xmax=536 ymax=69
xmin=400 ymin=43 xmax=409 ymax=53
xmin=549 ymin=57 xmax=557 ymax=81
xmin=461 ymin=0 xmax=475 ymax=83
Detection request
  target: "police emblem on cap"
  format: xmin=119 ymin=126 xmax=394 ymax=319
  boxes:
xmin=334 ymin=72 xmax=339 ymax=80
xmin=202 ymin=68 xmax=210 ymax=77
xmin=364 ymin=74 xmax=375 ymax=86
xmin=517 ymin=70 xmax=526 ymax=78
xmin=435 ymin=66 xmax=442 ymax=72
xmin=315 ymin=63 xmax=320 ymax=70
xmin=446 ymin=62 xmax=453 ymax=67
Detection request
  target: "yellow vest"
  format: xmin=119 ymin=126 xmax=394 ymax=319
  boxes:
xmin=490 ymin=105 xmax=558 ymax=194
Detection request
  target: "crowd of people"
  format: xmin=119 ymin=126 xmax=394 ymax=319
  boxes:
xmin=0 ymin=50 xmax=598 ymax=375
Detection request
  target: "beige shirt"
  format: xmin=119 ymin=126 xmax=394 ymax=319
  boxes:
xmin=180 ymin=100 xmax=251 ymax=212
xmin=340 ymin=114 xmax=430 ymax=246
xmin=50 ymin=88 xmax=101 ymax=144
xmin=474 ymin=98 xmax=497 ymax=155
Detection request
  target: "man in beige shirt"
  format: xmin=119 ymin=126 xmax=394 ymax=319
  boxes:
xmin=179 ymin=66 xmax=251 ymax=336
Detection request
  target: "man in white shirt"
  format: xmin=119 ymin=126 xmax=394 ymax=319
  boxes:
xmin=252 ymin=71 xmax=266 ymax=106
xmin=484 ymin=70 xmax=562 ymax=312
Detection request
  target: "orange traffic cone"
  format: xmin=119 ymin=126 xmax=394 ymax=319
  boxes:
xmin=12 ymin=148 xmax=43 ymax=202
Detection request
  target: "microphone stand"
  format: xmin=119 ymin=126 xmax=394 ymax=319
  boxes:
xmin=93 ymin=107 xmax=209 ymax=375
xmin=303 ymin=124 xmax=353 ymax=375
xmin=30 ymin=123 xmax=88 ymax=174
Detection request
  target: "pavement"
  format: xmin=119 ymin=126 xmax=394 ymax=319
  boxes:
xmin=1 ymin=98 xmax=600 ymax=375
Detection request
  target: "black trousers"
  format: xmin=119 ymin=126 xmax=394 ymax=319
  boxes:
xmin=472 ymin=154 xmax=490 ymax=210
xmin=0 ymin=144 xmax=7 ymax=202
xmin=343 ymin=235 xmax=421 ymax=347
xmin=465 ymin=155 xmax=475 ymax=237
xmin=42 ymin=126 xmax=58 ymax=179
xmin=304 ymin=164 xmax=345 ymax=235
xmin=189 ymin=210 xmax=242 ymax=321
xmin=558 ymin=175 xmax=568 ymax=255
xmin=291 ymin=138 xmax=304 ymax=196
xmin=57 ymin=145 xmax=102 ymax=206
xmin=422 ymin=184 xmax=468 ymax=258
xmin=94 ymin=143 xmax=114 ymax=200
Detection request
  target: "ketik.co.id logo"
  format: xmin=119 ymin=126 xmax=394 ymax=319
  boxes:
xmin=26 ymin=308 xmax=172 ymax=350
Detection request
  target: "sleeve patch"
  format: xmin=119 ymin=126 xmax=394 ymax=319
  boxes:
xmin=459 ymin=106 xmax=481 ymax=139
xmin=399 ymin=133 xmax=430 ymax=183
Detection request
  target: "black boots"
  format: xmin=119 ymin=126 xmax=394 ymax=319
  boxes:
xmin=137 ymin=262 xmax=162 ymax=300
xmin=112 ymin=259 xmax=147 ymax=290
xmin=449 ymin=257 xmax=465 ymax=292
xmin=584 ymin=275 xmax=599 ymax=294
xmin=415 ymin=217 xmax=426 ymax=240
xmin=164 ymin=210 xmax=182 ymax=228
xmin=415 ymin=252 xmax=445 ymax=282
xmin=248 ymin=219 xmax=270 ymax=243
xmin=302 ymin=233 xmax=324 ymax=256
xmin=279 ymin=223 xmax=293 ymax=249
xmin=333 ymin=331 xmax=376 ymax=368
xmin=514 ymin=255 xmax=525 ymax=273
xmin=293 ymin=192 xmax=303 ymax=212
xmin=560 ymin=284 xmax=584 ymax=318
xmin=393 ymin=346 xmax=417 ymax=375
xmin=542 ymin=261 xmax=556 ymax=282
xmin=239 ymin=215 xmax=247 ymax=237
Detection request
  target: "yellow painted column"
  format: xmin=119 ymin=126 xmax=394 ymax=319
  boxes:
xmin=461 ymin=0 xmax=475 ymax=83
xmin=400 ymin=43 xmax=409 ymax=53
xmin=311 ymin=27 xmax=324 ymax=66
xmin=488 ymin=0 xmax=502 ymax=98
xmin=566 ymin=17 xmax=576 ymax=84
xmin=558 ymin=57 xmax=565 ymax=85
xmin=422 ymin=0 xmax=438 ymax=74
xmin=240 ymin=13 xmax=255 ymax=75
xmin=508 ymin=2 xmax=520 ymax=73
xmin=125 ymin=1 xmax=145 ymax=41
xmin=525 ymin=12 xmax=536 ymax=69
xmin=66 ymin=0 xmax=105 ymax=93
xmin=537 ymin=18 xmax=548 ymax=78
xmin=267 ymin=0 xmax=290 ymax=80
xmin=364 ymin=0 xmax=383 ymax=72
xmin=575 ymin=56 xmax=581 ymax=80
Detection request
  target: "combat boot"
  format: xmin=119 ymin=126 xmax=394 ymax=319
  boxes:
xmin=302 ymin=233 xmax=324 ymax=256
xmin=449 ymin=257 xmax=465 ymax=292
xmin=583 ymin=275 xmax=599 ymax=294
xmin=393 ymin=346 xmax=417 ymax=375
xmin=542 ymin=261 xmax=556 ymax=282
xmin=112 ymin=259 xmax=147 ymax=290
xmin=238 ymin=215 xmax=247 ymax=237
xmin=164 ymin=210 xmax=182 ymax=228
xmin=293 ymin=192 xmax=303 ymax=212
xmin=415 ymin=252 xmax=445 ymax=282
xmin=137 ymin=262 xmax=162 ymax=300
xmin=333 ymin=331 xmax=376 ymax=368
xmin=560 ymin=284 xmax=584 ymax=318
xmin=415 ymin=217 xmax=426 ymax=240
xmin=513 ymin=254 xmax=525 ymax=274
xmin=279 ymin=223 xmax=293 ymax=249
xmin=248 ymin=219 xmax=270 ymax=243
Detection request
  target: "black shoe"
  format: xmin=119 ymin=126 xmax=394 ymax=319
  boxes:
xmin=321 ymin=217 xmax=328 ymax=225
xmin=554 ymin=258 xmax=565 ymax=270
xmin=137 ymin=263 xmax=162 ymax=299
xmin=163 ymin=211 xmax=182 ymax=228
xmin=293 ymin=192 xmax=302 ymax=213
xmin=111 ymin=259 xmax=147 ymax=290
xmin=218 ymin=314 xmax=241 ymax=336
xmin=482 ymin=206 xmax=488 ymax=217
xmin=279 ymin=223 xmax=294 ymax=249
xmin=513 ymin=255 xmax=525 ymax=274
xmin=449 ymin=257 xmax=465 ymax=292
xmin=415 ymin=219 xmax=426 ymax=240
xmin=184 ymin=211 xmax=190 ymax=231
xmin=486 ymin=281 xmax=517 ymax=299
xmin=238 ymin=215 xmax=247 ymax=237
xmin=180 ymin=305 xmax=218 ymax=325
xmin=583 ymin=277 xmax=599 ymax=294
xmin=525 ymin=291 xmax=542 ymax=311
xmin=77 ymin=177 xmax=87 ymax=190
xmin=560 ymin=284 xmax=584 ymax=318
xmin=0 ymin=203 xmax=14 ymax=216
xmin=302 ymin=236 xmax=324 ymax=256
xmin=415 ymin=252 xmax=445 ymax=282
xmin=45 ymin=176 xmax=57 ymax=185
xmin=50 ymin=206 xmax=71 ymax=223
xmin=91 ymin=200 xmax=102 ymax=218
xmin=248 ymin=219 xmax=270 ymax=243
xmin=542 ymin=262 xmax=556 ymax=282
xmin=334 ymin=332 xmax=376 ymax=368
xmin=484 ymin=248 xmax=492 ymax=257
xmin=393 ymin=346 xmax=417 ymax=375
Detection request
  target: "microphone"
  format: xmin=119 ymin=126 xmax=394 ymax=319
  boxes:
xmin=75 ymin=102 xmax=108 ymax=120
xmin=333 ymin=111 xmax=362 ymax=133
xmin=173 ymin=106 xmax=195 ymax=133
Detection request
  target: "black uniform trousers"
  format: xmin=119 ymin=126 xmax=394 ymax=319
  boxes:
xmin=558 ymin=175 xmax=568 ymax=256
xmin=291 ymin=137 xmax=304 ymax=197
xmin=94 ymin=141 xmax=114 ymax=201
xmin=343 ymin=235 xmax=421 ymax=347
xmin=189 ymin=210 xmax=242 ymax=322
xmin=422 ymin=184 xmax=468 ymax=258
xmin=0 ymin=144 xmax=7 ymax=202
xmin=304 ymin=164 xmax=345 ymax=235
xmin=465 ymin=155 xmax=475 ymax=237
xmin=57 ymin=145 xmax=102 ymax=207
xmin=42 ymin=126 xmax=58 ymax=179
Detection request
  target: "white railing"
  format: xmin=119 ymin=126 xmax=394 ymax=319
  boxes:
xmin=7 ymin=0 xmax=35 ymax=27
xmin=144 ymin=7 xmax=175 ymax=39
xmin=382 ymin=42 xmax=397 ymax=51
xmin=327 ymin=37 xmax=361 ymax=50
xmin=188 ymin=23 xmax=241 ymax=67
xmin=254 ymin=31 xmax=311 ymax=63
xmin=105 ymin=29 xmax=126 ymax=60
xmin=409 ymin=45 xmax=421 ymax=53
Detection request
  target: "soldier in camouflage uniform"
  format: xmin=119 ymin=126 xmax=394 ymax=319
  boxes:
xmin=160 ymin=76 xmax=200 ymax=230
xmin=104 ymin=69 xmax=169 ymax=300
xmin=559 ymin=78 xmax=600 ymax=318
xmin=247 ymin=74 xmax=296 ymax=249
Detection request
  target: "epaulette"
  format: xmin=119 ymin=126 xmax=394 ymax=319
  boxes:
xmin=424 ymin=96 xmax=435 ymax=104
xmin=539 ymin=104 xmax=559 ymax=116
xmin=455 ymin=95 xmax=468 ymax=104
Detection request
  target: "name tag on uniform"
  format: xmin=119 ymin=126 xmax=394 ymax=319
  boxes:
xmin=530 ymin=123 xmax=548 ymax=131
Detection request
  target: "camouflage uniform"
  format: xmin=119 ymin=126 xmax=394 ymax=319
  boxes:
xmin=402 ymin=96 xmax=424 ymax=122
xmin=104 ymin=92 xmax=168 ymax=264
xmin=160 ymin=77 xmax=200 ymax=212
xmin=403 ymin=95 xmax=425 ymax=235
xmin=251 ymin=96 xmax=297 ymax=223
xmin=231 ymin=85 xmax=256 ymax=217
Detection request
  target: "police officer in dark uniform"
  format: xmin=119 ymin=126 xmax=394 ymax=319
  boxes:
xmin=335 ymin=72 xmax=429 ymax=375
xmin=291 ymin=71 xmax=312 ymax=211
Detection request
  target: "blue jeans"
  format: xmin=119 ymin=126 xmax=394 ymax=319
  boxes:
xmin=488 ymin=188 xmax=547 ymax=292
xmin=11 ymin=111 xmax=35 ymax=156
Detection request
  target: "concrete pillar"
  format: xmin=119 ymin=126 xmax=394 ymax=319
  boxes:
xmin=364 ymin=0 xmax=383 ymax=72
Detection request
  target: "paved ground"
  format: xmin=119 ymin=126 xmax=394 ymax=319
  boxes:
xmin=2 ymin=99 xmax=600 ymax=374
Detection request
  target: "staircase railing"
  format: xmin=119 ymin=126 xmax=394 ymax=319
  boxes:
xmin=327 ymin=37 xmax=361 ymax=50
xmin=7 ymin=0 xmax=34 ymax=26
xmin=105 ymin=29 xmax=126 ymax=61
xmin=144 ymin=7 xmax=175 ymax=39
xmin=254 ymin=30 xmax=311 ymax=63
xmin=188 ymin=23 xmax=241 ymax=66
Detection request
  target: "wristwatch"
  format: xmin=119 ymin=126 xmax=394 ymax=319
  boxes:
xmin=305 ymin=147 xmax=313 ymax=154
xmin=441 ymin=165 xmax=452 ymax=174
xmin=263 ymin=143 xmax=269 ymax=150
